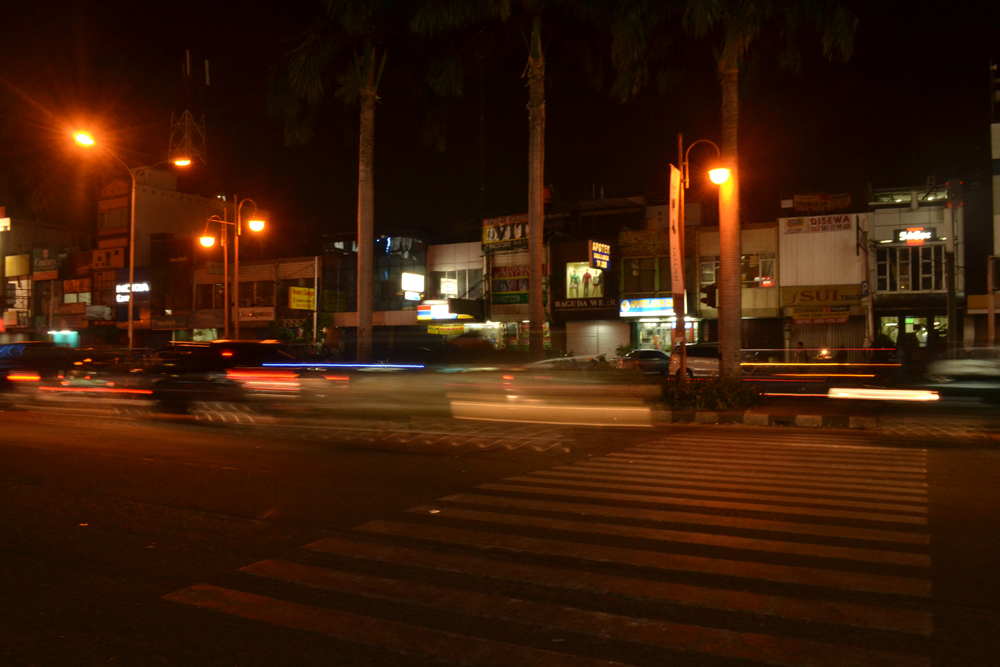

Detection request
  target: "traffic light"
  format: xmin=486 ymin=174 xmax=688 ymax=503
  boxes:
xmin=700 ymin=283 xmax=717 ymax=309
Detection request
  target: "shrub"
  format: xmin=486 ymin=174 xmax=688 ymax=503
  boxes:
xmin=661 ymin=379 xmax=761 ymax=412
xmin=615 ymin=342 xmax=635 ymax=357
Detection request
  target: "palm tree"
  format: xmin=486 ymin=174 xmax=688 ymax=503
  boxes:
xmin=412 ymin=1 xmax=609 ymax=359
xmin=613 ymin=0 xmax=856 ymax=380
xmin=270 ymin=1 xmax=395 ymax=363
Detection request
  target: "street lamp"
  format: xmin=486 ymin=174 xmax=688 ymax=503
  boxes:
xmin=200 ymin=196 xmax=264 ymax=340
xmin=74 ymin=131 xmax=189 ymax=363
xmin=676 ymin=135 xmax=727 ymax=382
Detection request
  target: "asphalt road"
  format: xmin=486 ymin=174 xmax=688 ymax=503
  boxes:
xmin=1 ymin=407 xmax=998 ymax=667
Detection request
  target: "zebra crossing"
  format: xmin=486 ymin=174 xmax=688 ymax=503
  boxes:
xmin=166 ymin=434 xmax=933 ymax=666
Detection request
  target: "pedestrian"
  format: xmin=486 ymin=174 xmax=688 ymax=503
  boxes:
xmin=794 ymin=341 xmax=808 ymax=364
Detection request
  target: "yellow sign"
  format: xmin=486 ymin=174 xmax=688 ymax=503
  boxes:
xmin=428 ymin=324 xmax=464 ymax=335
xmin=288 ymin=286 xmax=316 ymax=311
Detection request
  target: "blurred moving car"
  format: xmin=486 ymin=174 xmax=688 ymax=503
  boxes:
xmin=615 ymin=348 xmax=671 ymax=376
xmin=0 ymin=342 xmax=81 ymax=396
xmin=922 ymin=347 xmax=1000 ymax=401
xmin=148 ymin=340 xmax=303 ymax=411
xmin=669 ymin=343 xmax=720 ymax=379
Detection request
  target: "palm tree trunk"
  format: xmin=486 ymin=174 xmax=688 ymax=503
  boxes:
xmin=357 ymin=55 xmax=376 ymax=363
xmin=527 ymin=16 xmax=546 ymax=359
xmin=718 ymin=66 xmax=741 ymax=381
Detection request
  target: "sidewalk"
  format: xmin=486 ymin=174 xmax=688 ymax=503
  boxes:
xmin=655 ymin=396 xmax=1000 ymax=443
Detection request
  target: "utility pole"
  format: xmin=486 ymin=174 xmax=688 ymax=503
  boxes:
xmin=988 ymin=255 xmax=996 ymax=347
xmin=946 ymin=179 xmax=962 ymax=347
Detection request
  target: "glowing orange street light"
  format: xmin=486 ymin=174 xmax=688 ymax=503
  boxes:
xmin=74 ymin=132 xmax=95 ymax=146
xmin=247 ymin=219 xmax=265 ymax=232
xmin=709 ymin=167 xmax=731 ymax=184
xmin=173 ymin=158 xmax=192 ymax=166
xmin=200 ymin=235 xmax=216 ymax=247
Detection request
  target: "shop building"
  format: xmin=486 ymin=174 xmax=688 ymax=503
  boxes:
xmin=694 ymin=221 xmax=782 ymax=350
xmin=777 ymin=213 xmax=867 ymax=358
xmin=867 ymin=184 xmax=963 ymax=349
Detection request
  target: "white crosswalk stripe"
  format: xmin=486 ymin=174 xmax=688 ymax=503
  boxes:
xmin=166 ymin=434 xmax=933 ymax=667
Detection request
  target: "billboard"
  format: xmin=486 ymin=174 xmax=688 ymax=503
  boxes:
xmin=32 ymin=247 xmax=59 ymax=281
xmin=288 ymin=286 xmax=316 ymax=310
xmin=491 ymin=265 xmax=529 ymax=305
xmin=482 ymin=214 xmax=528 ymax=252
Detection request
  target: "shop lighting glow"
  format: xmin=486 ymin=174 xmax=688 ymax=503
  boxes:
xmin=47 ymin=330 xmax=74 ymax=335
xmin=262 ymin=363 xmax=424 ymax=369
xmin=828 ymin=387 xmax=940 ymax=401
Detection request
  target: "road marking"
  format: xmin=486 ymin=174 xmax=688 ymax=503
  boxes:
xmin=630 ymin=445 xmax=929 ymax=469
xmin=408 ymin=505 xmax=930 ymax=567
xmin=478 ymin=483 xmax=929 ymax=525
xmin=243 ymin=559 xmax=929 ymax=667
xmin=605 ymin=452 xmax=928 ymax=477
xmin=641 ymin=441 xmax=928 ymax=462
xmin=599 ymin=455 xmax=928 ymax=485
xmin=304 ymin=536 xmax=933 ymax=634
xmin=566 ymin=461 xmax=929 ymax=495
xmin=164 ymin=584 xmax=628 ymax=667
xmin=533 ymin=469 xmax=928 ymax=504
xmin=503 ymin=476 xmax=928 ymax=515
xmin=580 ymin=459 xmax=929 ymax=490
xmin=354 ymin=520 xmax=932 ymax=597
xmin=647 ymin=438 xmax=928 ymax=457
xmin=439 ymin=493 xmax=931 ymax=544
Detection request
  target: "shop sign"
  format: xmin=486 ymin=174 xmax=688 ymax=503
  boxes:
xmin=554 ymin=297 xmax=617 ymax=311
xmin=792 ymin=193 xmax=851 ymax=213
xmin=417 ymin=300 xmax=472 ymax=321
xmin=401 ymin=272 xmax=425 ymax=293
xmin=428 ymin=324 xmax=464 ymax=335
xmin=589 ymin=241 xmax=610 ymax=270
xmin=190 ymin=309 xmax=225 ymax=328
xmin=238 ymin=307 xmax=275 ymax=322
xmin=791 ymin=306 xmax=850 ymax=325
xmin=32 ymin=247 xmax=59 ymax=281
xmin=781 ymin=284 xmax=863 ymax=307
xmin=894 ymin=227 xmax=936 ymax=245
xmin=491 ymin=265 xmax=529 ymax=305
xmin=152 ymin=314 xmax=189 ymax=330
xmin=619 ymin=297 xmax=674 ymax=318
xmin=783 ymin=214 xmax=854 ymax=234
xmin=668 ymin=164 xmax=684 ymax=290
xmin=482 ymin=214 xmax=528 ymax=252
xmin=288 ymin=286 xmax=316 ymax=310
xmin=115 ymin=281 xmax=150 ymax=303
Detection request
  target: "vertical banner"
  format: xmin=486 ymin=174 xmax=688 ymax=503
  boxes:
xmin=668 ymin=165 xmax=684 ymax=290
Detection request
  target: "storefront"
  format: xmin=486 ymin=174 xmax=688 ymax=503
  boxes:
xmin=619 ymin=297 xmax=698 ymax=351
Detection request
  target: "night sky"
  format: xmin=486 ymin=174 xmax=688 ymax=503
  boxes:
xmin=2 ymin=0 xmax=998 ymax=282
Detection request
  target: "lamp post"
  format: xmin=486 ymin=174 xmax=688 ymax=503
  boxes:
xmin=74 ymin=131 xmax=189 ymax=363
xmin=200 ymin=197 xmax=264 ymax=340
xmin=677 ymin=134 xmax=729 ymax=382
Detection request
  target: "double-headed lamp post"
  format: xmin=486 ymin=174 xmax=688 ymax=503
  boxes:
xmin=676 ymin=134 xmax=729 ymax=383
xmin=200 ymin=197 xmax=264 ymax=340
xmin=74 ymin=131 xmax=189 ymax=363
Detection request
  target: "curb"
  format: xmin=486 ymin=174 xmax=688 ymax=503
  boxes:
xmin=656 ymin=410 xmax=878 ymax=429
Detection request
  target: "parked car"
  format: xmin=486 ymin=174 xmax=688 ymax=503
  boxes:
xmin=615 ymin=348 xmax=671 ymax=375
xmin=669 ymin=343 xmax=720 ymax=379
